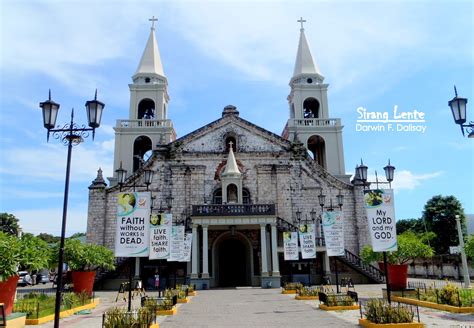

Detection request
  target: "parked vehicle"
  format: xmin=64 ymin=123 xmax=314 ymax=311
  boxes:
xmin=36 ymin=270 xmax=50 ymax=284
xmin=17 ymin=271 xmax=32 ymax=287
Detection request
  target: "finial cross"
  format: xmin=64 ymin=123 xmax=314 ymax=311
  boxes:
xmin=297 ymin=17 xmax=306 ymax=29
xmin=228 ymin=141 xmax=233 ymax=147
xmin=149 ymin=16 xmax=158 ymax=30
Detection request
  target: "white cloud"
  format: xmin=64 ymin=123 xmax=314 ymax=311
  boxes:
xmin=372 ymin=170 xmax=443 ymax=191
xmin=0 ymin=141 xmax=113 ymax=183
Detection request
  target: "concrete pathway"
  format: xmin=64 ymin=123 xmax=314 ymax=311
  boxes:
xmin=159 ymin=288 xmax=353 ymax=328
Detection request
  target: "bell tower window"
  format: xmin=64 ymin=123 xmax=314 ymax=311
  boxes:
xmin=307 ymin=135 xmax=326 ymax=168
xmin=133 ymin=135 xmax=152 ymax=172
xmin=138 ymin=99 xmax=155 ymax=119
xmin=225 ymin=136 xmax=237 ymax=152
xmin=303 ymin=97 xmax=320 ymax=118
xmin=213 ymin=188 xmax=223 ymax=205
xmin=227 ymin=184 xmax=238 ymax=203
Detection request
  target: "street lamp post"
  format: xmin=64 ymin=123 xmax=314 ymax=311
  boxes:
xmin=318 ymin=190 xmax=344 ymax=293
xmin=116 ymin=163 xmax=154 ymax=311
xmin=355 ymin=159 xmax=395 ymax=303
xmin=39 ymin=90 xmax=105 ymax=328
xmin=449 ymin=86 xmax=473 ymax=138
xmin=455 ymin=215 xmax=471 ymax=288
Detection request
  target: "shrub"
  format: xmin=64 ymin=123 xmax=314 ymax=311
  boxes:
xmin=298 ymin=287 xmax=321 ymax=297
xmin=283 ymin=282 xmax=303 ymax=290
xmin=103 ymin=307 xmax=155 ymax=328
xmin=365 ymin=299 xmax=414 ymax=324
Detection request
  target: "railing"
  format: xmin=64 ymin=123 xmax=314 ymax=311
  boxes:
xmin=341 ymin=249 xmax=385 ymax=283
xmin=192 ymin=204 xmax=276 ymax=216
xmin=116 ymin=119 xmax=173 ymax=128
xmin=290 ymin=118 xmax=341 ymax=127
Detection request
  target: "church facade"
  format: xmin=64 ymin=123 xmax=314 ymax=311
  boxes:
xmin=87 ymin=20 xmax=378 ymax=289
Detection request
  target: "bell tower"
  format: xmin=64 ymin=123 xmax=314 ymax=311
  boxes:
xmin=283 ymin=18 xmax=347 ymax=181
xmin=111 ymin=17 xmax=175 ymax=184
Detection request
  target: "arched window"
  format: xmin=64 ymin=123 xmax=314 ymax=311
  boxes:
xmin=213 ymin=188 xmax=222 ymax=205
xmin=225 ymin=136 xmax=237 ymax=152
xmin=133 ymin=136 xmax=152 ymax=172
xmin=242 ymin=188 xmax=251 ymax=204
xmin=307 ymin=135 xmax=326 ymax=168
xmin=138 ymin=99 xmax=155 ymax=119
xmin=227 ymin=184 xmax=238 ymax=203
xmin=303 ymin=98 xmax=320 ymax=118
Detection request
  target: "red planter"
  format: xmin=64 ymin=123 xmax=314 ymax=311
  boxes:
xmin=71 ymin=271 xmax=96 ymax=295
xmin=378 ymin=263 xmax=408 ymax=290
xmin=0 ymin=275 xmax=19 ymax=316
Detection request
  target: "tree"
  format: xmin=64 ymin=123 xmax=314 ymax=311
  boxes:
xmin=396 ymin=218 xmax=426 ymax=235
xmin=0 ymin=213 xmax=20 ymax=236
xmin=361 ymin=231 xmax=434 ymax=265
xmin=69 ymin=232 xmax=86 ymax=240
xmin=422 ymin=195 xmax=467 ymax=255
xmin=465 ymin=234 xmax=474 ymax=260
xmin=37 ymin=233 xmax=60 ymax=244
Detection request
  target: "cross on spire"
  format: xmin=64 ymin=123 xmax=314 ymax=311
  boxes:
xmin=149 ymin=16 xmax=158 ymax=30
xmin=297 ymin=17 xmax=306 ymax=30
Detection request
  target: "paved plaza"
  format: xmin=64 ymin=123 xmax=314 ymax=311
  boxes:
xmin=32 ymin=281 xmax=473 ymax=327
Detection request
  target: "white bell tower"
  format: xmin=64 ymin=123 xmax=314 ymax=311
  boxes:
xmin=111 ymin=17 xmax=175 ymax=184
xmin=283 ymin=18 xmax=347 ymax=180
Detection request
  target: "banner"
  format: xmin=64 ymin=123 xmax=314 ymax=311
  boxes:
xmin=168 ymin=225 xmax=185 ymax=262
xmin=298 ymin=224 xmax=316 ymax=259
xmin=180 ymin=232 xmax=193 ymax=262
xmin=322 ymin=211 xmax=345 ymax=256
xmin=283 ymin=231 xmax=299 ymax=261
xmin=149 ymin=213 xmax=172 ymax=260
xmin=115 ymin=192 xmax=150 ymax=257
xmin=364 ymin=189 xmax=398 ymax=252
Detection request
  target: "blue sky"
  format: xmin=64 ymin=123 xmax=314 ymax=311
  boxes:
xmin=1 ymin=0 xmax=472 ymax=236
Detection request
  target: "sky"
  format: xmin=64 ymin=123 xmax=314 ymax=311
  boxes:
xmin=0 ymin=0 xmax=473 ymax=236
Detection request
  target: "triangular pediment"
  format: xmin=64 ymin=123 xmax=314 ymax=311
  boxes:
xmin=171 ymin=114 xmax=292 ymax=153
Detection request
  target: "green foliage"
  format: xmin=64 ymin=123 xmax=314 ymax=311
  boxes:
xmin=438 ymin=284 xmax=462 ymax=307
xmin=298 ymin=286 xmax=321 ymax=297
xmin=37 ymin=233 xmax=60 ymax=244
xmin=13 ymin=292 xmax=93 ymax=319
xmin=283 ymin=282 xmax=303 ymax=290
xmin=53 ymin=239 xmax=115 ymax=271
xmin=0 ymin=213 xmax=20 ymax=236
xmin=364 ymin=299 xmax=414 ymax=324
xmin=0 ymin=232 xmax=51 ymax=281
xmin=410 ymin=284 xmax=472 ymax=307
xmin=361 ymin=231 xmax=434 ymax=265
xmin=396 ymin=218 xmax=426 ymax=235
xmin=325 ymin=294 xmax=355 ymax=306
xmin=103 ymin=307 xmax=155 ymax=328
xmin=422 ymin=195 xmax=467 ymax=255
xmin=465 ymin=234 xmax=474 ymax=260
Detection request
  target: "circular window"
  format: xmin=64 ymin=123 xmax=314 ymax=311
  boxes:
xmin=145 ymin=77 xmax=151 ymax=83
xmin=307 ymin=78 xmax=313 ymax=84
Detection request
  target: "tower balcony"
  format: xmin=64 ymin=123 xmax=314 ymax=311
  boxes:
xmin=192 ymin=204 xmax=276 ymax=217
xmin=116 ymin=119 xmax=174 ymax=129
xmin=281 ymin=118 xmax=341 ymax=139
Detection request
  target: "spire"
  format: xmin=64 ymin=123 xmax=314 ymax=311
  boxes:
xmin=222 ymin=142 xmax=241 ymax=177
xmin=89 ymin=167 xmax=107 ymax=189
xmin=292 ymin=18 xmax=323 ymax=81
xmin=133 ymin=17 xmax=165 ymax=80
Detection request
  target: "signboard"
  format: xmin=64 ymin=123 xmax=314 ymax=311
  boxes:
xmin=283 ymin=231 xmax=299 ymax=261
xmin=180 ymin=232 xmax=193 ymax=262
xmin=449 ymin=246 xmax=461 ymax=254
xmin=149 ymin=213 xmax=172 ymax=260
xmin=168 ymin=225 xmax=185 ymax=262
xmin=322 ymin=211 xmax=345 ymax=256
xmin=115 ymin=192 xmax=150 ymax=257
xmin=299 ymin=224 xmax=316 ymax=259
xmin=364 ymin=189 xmax=398 ymax=252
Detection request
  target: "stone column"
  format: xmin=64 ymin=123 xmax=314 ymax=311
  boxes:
xmin=202 ymin=224 xmax=209 ymax=278
xmin=191 ymin=224 xmax=199 ymax=278
xmin=134 ymin=257 xmax=140 ymax=278
xmin=260 ymin=224 xmax=269 ymax=276
xmin=271 ymin=224 xmax=280 ymax=276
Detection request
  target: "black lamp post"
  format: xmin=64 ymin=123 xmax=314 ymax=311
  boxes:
xmin=318 ymin=190 xmax=344 ymax=293
xmin=449 ymin=86 xmax=472 ymax=138
xmin=356 ymin=159 xmax=396 ymax=303
xmin=39 ymin=90 xmax=104 ymax=328
xmin=115 ymin=162 xmax=154 ymax=311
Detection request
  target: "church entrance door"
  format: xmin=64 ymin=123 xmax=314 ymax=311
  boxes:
xmin=217 ymin=238 xmax=249 ymax=287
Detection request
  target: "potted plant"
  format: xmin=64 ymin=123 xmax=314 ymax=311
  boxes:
xmin=361 ymin=231 xmax=434 ymax=290
xmin=0 ymin=232 xmax=51 ymax=316
xmin=58 ymin=239 xmax=115 ymax=295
